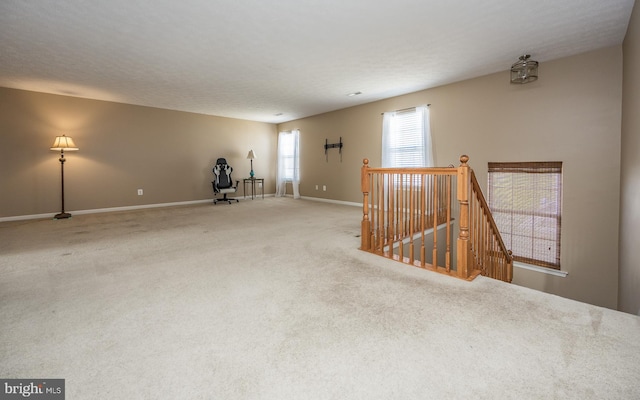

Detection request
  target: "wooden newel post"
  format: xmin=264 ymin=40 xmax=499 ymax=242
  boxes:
xmin=456 ymin=155 xmax=471 ymax=279
xmin=361 ymin=159 xmax=371 ymax=250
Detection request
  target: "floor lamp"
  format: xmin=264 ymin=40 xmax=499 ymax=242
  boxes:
xmin=50 ymin=134 xmax=79 ymax=219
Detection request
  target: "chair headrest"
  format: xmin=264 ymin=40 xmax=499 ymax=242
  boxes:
xmin=213 ymin=157 xmax=232 ymax=176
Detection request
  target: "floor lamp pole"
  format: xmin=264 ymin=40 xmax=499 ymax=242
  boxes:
xmin=55 ymin=150 xmax=72 ymax=219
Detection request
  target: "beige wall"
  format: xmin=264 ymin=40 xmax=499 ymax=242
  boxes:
xmin=279 ymin=46 xmax=623 ymax=309
xmin=620 ymin=2 xmax=640 ymax=316
xmin=0 ymin=45 xmax=628 ymax=310
xmin=0 ymin=88 xmax=278 ymax=217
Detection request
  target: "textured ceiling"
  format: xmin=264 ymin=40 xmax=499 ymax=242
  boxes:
xmin=0 ymin=0 xmax=635 ymax=123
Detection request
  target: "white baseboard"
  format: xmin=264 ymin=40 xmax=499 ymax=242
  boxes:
xmin=0 ymin=199 xmax=213 ymax=222
xmin=514 ymin=261 xmax=568 ymax=277
xmin=2 ymin=194 xmax=349 ymax=222
xmin=0 ymin=212 xmax=56 ymax=222
xmin=300 ymin=196 xmax=361 ymax=208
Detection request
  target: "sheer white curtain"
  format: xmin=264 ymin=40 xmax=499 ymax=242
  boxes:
xmin=381 ymin=105 xmax=433 ymax=167
xmin=276 ymin=129 xmax=300 ymax=198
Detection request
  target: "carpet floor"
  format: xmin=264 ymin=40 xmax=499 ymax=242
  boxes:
xmin=1 ymin=198 xmax=639 ymax=399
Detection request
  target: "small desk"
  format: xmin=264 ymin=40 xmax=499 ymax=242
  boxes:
xmin=243 ymin=178 xmax=264 ymax=200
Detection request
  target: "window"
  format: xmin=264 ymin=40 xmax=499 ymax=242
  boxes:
xmin=488 ymin=162 xmax=563 ymax=269
xmin=278 ymin=131 xmax=299 ymax=181
xmin=276 ymin=130 xmax=300 ymax=198
xmin=382 ymin=106 xmax=433 ymax=168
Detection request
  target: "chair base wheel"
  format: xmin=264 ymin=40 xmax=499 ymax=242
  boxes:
xmin=213 ymin=198 xmax=239 ymax=205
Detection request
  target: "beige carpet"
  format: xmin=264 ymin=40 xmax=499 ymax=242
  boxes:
xmin=1 ymin=198 xmax=639 ymax=399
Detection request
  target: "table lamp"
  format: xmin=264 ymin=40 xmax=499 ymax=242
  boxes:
xmin=247 ymin=149 xmax=256 ymax=178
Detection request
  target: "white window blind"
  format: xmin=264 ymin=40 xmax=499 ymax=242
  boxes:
xmin=382 ymin=106 xmax=433 ymax=168
xmin=488 ymin=162 xmax=563 ymax=269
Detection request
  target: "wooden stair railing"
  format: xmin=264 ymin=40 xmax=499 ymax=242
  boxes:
xmin=360 ymin=155 xmax=513 ymax=282
xmin=467 ymin=166 xmax=513 ymax=282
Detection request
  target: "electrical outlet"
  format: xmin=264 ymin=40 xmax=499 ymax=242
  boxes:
xmin=137 ymin=189 xmax=143 ymax=195
xmin=258 ymin=182 xmax=262 ymax=188
xmin=323 ymin=185 xmax=327 ymax=191
xmin=315 ymin=185 xmax=319 ymax=190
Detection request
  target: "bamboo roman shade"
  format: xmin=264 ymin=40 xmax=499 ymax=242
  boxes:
xmin=488 ymin=162 xmax=562 ymax=269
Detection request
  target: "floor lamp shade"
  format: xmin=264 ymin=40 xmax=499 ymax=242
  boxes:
xmin=50 ymin=135 xmax=79 ymax=151
xmin=50 ymin=134 xmax=79 ymax=219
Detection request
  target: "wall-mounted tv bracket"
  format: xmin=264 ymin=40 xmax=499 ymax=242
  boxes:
xmin=325 ymin=137 xmax=343 ymax=162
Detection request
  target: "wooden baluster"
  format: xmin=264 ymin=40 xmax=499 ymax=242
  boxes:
xmin=496 ymin=234 xmax=499 ymax=279
xmin=388 ymin=174 xmax=393 ymax=251
xmin=401 ymin=175 xmax=404 ymax=241
xmin=370 ymin=172 xmax=376 ymax=252
xmin=388 ymin=174 xmax=393 ymax=241
xmin=493 ymin=230 xmax=498 ymax=279
xmin=415 ymin=181 xmax=420 ymax=241
xmin=432 ymin=174 xmax=439 ymax=268
xmin=477 ymin=191 xmax=482 ymax=272
xmin=496 ymin=239 xmax=501 ymax=280
xmin=485 ymin=214 xmax=490 ymax=277
xmin=420 ymin=173 xmax=426 ymax=267
xmin=469 ymin=191 xmax=474 ymax=270
xmin=468 ymin=189 xmax=473 ymax=266
xmin=391 ymin=173 xmax=396 ymax=256
xmin=396 ymin=175 xmax=400 ymax=242
xmin=482 ymin=195 xmax=487 ymax=275
xmin=483 ymin=215 xmax=488 ymax=277
xmin=457 ymin=155 xmax=470 ymax=279
xmin=427 ymin=174 xmax=432 ymax=227
xmin=370 ymin=171 xmax=376 ymax=251
xmin=468 ymin=190 xmax=474 ymax=271
xmin=377 ymin=173 xmax=385 ymax=254
xmin=496 ymin=237 xmax=501 ymax=280
xmin=392 ymin=174 xmax=397 ymax=244
xmin=383 ymin=174 xmax=388 ymax=244
xmin=396 ymin=176 xmax=400 ymax=243
xmin=409 ymin=173 xmax=415 ymax=264
xmin=500 ymin=239 xmax=505 ymax=280
xmin=477 ymin=196 xmax=482 ymax=274
xmin=446 ymin=174 xmax=452 ymax=272
xmin=361 ymin=159 xmax=371 ymax=251
xmin=397 ymin=173 xmax=403 ymax=259
xmin=486 ymin=208 xmax=491 ymax=276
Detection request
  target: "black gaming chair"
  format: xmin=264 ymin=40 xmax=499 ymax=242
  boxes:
xmin=212 ymin=158 xmax=239 ymax=204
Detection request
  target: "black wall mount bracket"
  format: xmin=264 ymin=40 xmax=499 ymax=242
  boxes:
xmin=324 ymin=137 xmax=343 ymax=162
